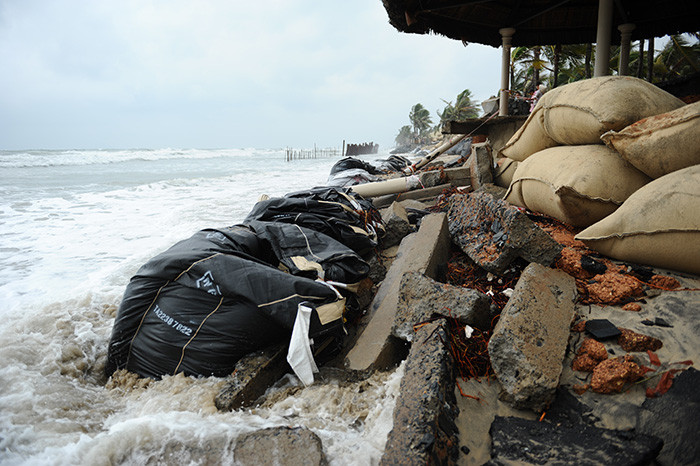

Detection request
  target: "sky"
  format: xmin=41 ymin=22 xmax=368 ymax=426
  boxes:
xmin=0 ymin=0 xmax=503 ymax=150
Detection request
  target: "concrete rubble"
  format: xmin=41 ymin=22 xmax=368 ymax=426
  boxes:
xmin=233 ymin=426 xmax=327 ymax=466
xmin=380 ymin=201 xmax=414 ymax=248
xmin=381 ymin=319 xmax=459 ymax=465
xmin=392 ymin=271 xmax=491 ymax=342
xmin=488 ymin=263 xmax=577 ymax=411
xmin=447 ymin=192 xmax=562 ymax=275
xmin=207 ymin=139 xmax=698 ymax=464
xmin=345 ymin=212 xmax=451 ymax=372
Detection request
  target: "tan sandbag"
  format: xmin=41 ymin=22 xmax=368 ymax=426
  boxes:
xmin=494 ymin=158 xmax=518 ymax=188
xmin=575 ymin=165 xmax=700 ymax=275
xmin=601 ymin=101 xmax=700 ymax=179
xmin=505 ymin=145 xmax=651 ymax=227
xmin=498 ymin=103 xmax=559 ymax=161
xmin=542 ymin=76 xmax=684 ymax=145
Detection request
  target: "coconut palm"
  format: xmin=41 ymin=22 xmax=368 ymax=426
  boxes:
xmin=395 ymin=125 xmax=413 ymax=146
xmin=409 ymin=103 xmax=433 ymax=141
xmin=437 ymin=89 xmax=479 ymax=128
xmin=652 ymin=34 xmax=700 ymax=82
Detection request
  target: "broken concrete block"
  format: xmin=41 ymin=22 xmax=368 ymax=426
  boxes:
xmin=468 ymin=143 xmax=493 ymax=190
xmin=443 ymin=166 xmax=470 ymax=187
xmin=418 ymin=170 xmax=445 ymax=188
xmin=381 ymin=319 xmax=459 ymax=465
xmin=475 ymin=183 xmax=507 ymax=200
xmin=448 ymin=192 xmax=562 ymax=275
xmin=373 ymin=184 xmax=453 ymax=209
xmin=490 ymin=416 xmax=662 ymax=465
xmin=393 ymin=271 xmax=491 ymax=341
xmin=345 ymin=213 xmax=451 ymax=372
xmin=381 ymin=201 xmax=413 ymax=248
xmin=215 ymin=345 xmax=288 ymax=411
xmin=638 ymin=367 xmax=700 ymax=465
xmin=488 ymin=263 xmax=576 ymax=411
xmin=234 ymin=426 xmax=327 ymax=466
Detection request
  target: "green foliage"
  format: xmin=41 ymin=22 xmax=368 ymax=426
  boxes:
xmin=437 ymin=89 xmax=479 ymax=128
xmin=395 ymin=125 xmax=413 ymax=146
xmin=409 ymin=103 xmax=433 ymax=139
xmin=509 ymin=34 xmax=700 ymax=92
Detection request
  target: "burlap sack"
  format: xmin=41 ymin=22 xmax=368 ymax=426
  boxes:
xmin=494 ymin=157 xmax=518 ymax=188
xmin=505 ymin=145 xmax=650 ymax=227
xmin=498 ymin=102 xmax=558 ymax=161
xmin=542 ymin=76 xmax=684 ymax=145
xmin=601 ymin=101 xmax=700 ymax=179
xmin=575 ymin=165 xmax=700 ymax=275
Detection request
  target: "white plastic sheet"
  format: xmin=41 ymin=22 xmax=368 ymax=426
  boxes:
xmin=287 ymin=304 xmax=319 ymax=386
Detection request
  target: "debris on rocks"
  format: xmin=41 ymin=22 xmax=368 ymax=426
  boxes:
xmin=447 ymin=192 xmax=562 ymax=275
xmin=649 ymin=275 xmax=681 ymax=290
xmin=585 ymin=271 xmax=645 ymax=305
xmin=590 ymin=355 xmax=644 ymax=394
xmin=585 ymin=319 xmax=622 ymax=341
xmin=617 ymin=328 xmax=663 ymax=352
xmin=572 ymin=338 xmax=609 ymax=372
xmin=622 ymin=302 xmax=642 ymax=312
xmin=393 ymin=271 xmax=491 ymax=341
xmin=444 ymin=249 xmax=523 ymax=313
xmin=571 ymin=320 xmax=587 ymax=333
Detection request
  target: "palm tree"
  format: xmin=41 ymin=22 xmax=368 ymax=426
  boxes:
xmin=511 ymin=46 xmax=550 ymax=93
xmin=652 ymin=34 xmax=700 ymax=82
xmin=437 ymin=89 xmax=479 ymax=128
xmin=409 ymin=103 xmax=433 ymax=141
xmin=395 ymin=125 xmax=413 ymax=147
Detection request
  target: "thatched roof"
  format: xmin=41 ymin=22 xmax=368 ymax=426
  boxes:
xmin=381 ymin=0 xmax=700 ymax=47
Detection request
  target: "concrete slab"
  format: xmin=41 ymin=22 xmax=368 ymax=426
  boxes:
xmin=381 ymin=319 xmax=459 ymax=465
xmin=345 ymin=213 xmax=451 ymax=372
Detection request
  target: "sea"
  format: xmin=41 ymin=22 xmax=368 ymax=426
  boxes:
xmin=0 ymin=148 xmax=404 ymax=465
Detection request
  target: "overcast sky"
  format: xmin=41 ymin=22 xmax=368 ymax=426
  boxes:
xmin=0 ymin=0 xmax=502 ymax=150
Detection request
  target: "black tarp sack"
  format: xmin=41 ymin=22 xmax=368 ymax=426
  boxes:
xmin=106 ymin=223 xmax=367 ymax=379
xmin=245 ymin=187 xmax=383 ymax=256
xmin=329 ymin=157 xmax=381 ymax=175
xmin=374 ymin=155 xmax=411 ymax=173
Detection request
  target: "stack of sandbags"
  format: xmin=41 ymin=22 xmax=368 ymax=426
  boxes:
xmin=575 ymin=165 xmax=700 ymax=275
xmin=601 ymin=101 xmax=700 ymax=178
xmin=499 ymin=76 xmax=685 ymax=227
xmin=504 ymin=145 xmax=650 ymax=227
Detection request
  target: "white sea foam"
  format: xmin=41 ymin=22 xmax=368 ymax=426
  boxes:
xmin=0 ymin=148 xmax=399 ymax=465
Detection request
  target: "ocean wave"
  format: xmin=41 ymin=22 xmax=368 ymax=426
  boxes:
xmin=0 ymin=148 xmax=282 ymax=169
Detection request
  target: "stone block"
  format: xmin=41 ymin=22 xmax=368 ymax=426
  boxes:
xmin=234 ymin=426 xmax=327 ymax=466
xmin=488 ymin=263 xmax=577 ymax=411
xmin=393 ymin=271 xmax=491 ymax=341
xmin=381 ymin=201 xmax=413 ymax=248
xmin=468 ymin=143 xmax=493 ymax=190
xmin=418 ymin=170 xmax=445 ymax=188
xmin=448 ymin=192 xmax=562 ymax=275
xmin=373 ymin=184 xmax=452 ymax=209
xmin=215 ymin=344 xmax=288 ymax=411
xmin=381 ymin=320 xmax=459 ymax=465
xmin=345 ymin=213 xmax=451 ymax=372
xmin=490 ymin=416 xmax=662 ymax=465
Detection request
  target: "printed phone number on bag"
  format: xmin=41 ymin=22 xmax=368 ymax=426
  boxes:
xmin=153 ymin=305 xmax=193 ymax=336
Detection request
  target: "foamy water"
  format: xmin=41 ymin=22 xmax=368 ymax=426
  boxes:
xmin=0 ymin=148 xmax=401 ymax=464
